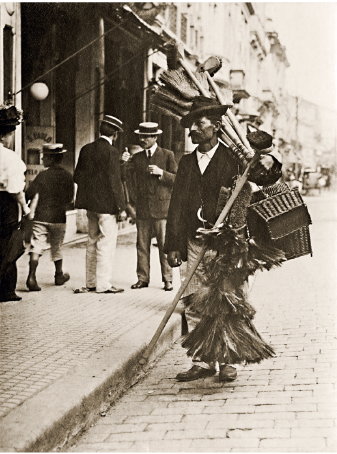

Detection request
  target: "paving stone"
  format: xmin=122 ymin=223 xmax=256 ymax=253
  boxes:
xmin=228 ymin=428 xmax=290 ymax=438
xmin=259 ymin=437 xmax=326 ymax=450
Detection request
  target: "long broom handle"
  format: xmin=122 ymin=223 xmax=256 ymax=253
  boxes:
xmin=205 ymin=71 xmax=253 ymax=152
xmin=138 ymin=152 xmax=260 ymax=365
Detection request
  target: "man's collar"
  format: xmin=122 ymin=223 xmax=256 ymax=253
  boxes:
xmin=146 ymin=143 xmax=158 ymax=156
xmin=196 ymin=140 xmax=219 ymax=160
xmin=101 ymin=135 xmax=112 ymax=145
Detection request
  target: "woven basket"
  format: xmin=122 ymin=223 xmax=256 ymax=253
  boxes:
xmin=247 ymin=184 xmax=312 ymax=260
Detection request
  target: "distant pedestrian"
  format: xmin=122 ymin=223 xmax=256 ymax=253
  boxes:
xmin=73 ymin=115 xmax=127 ymax=294
xmin=0 ymin=105 xmax=30 ymax=302
xmin=122 ymin=122 xmax=177 ymax=291
xmin=25 ymin=144 xmax=74 ymax=291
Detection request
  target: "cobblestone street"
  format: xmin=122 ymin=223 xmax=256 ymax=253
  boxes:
xmin=69 ymin=192 xmax=337 ymax=452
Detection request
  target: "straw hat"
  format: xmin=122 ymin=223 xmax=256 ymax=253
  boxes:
xmin=134 ymin=122 xmax=162 ymax=135
xmin=101 ymin=115 xmax=124 ymax=132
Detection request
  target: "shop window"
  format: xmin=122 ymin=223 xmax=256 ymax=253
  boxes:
xmin=3 ymin=26 xmax=13 ymax=102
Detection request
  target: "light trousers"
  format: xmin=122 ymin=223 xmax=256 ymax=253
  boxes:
xmin=86 ymin=211 xmax=118 ymax=293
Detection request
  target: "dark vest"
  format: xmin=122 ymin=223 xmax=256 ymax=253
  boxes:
xmin=185 ymin=149 xmax=235 ymax=240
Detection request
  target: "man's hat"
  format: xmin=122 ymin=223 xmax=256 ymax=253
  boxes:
xmin=42 ymin=143 xmax=67 ymax=154
xmin=101 ymin=115 xmax=123 ymax=132
xmin=0 ymin=105 xmax=23 ymax=126
xmin=180 ymin=96 xmax=230 ymax=128
xmin=134 ymin=122 xmax=162 ymax=135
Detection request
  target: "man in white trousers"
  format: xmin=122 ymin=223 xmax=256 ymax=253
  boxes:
xmin=73 ymin=115 xmax=127 ymax=294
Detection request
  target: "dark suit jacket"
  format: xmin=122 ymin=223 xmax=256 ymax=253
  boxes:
xmin=73 ymin=137 xmax=126 ymax=215
xmin=127 ymin=146 xmax=177 ymax=220
xmin=164 ymin=141 xmax=282 ymax=261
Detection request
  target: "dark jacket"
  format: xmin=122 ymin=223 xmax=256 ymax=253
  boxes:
xmin=73 ymin=137 xmax=126 ymax=215
xmin=127 ymin=146 xmax=177 ymax=220
xmin=26 ymin=165 xmax=74 ymax=224
xmin=164 ymin=141 xmax=282 ymax=261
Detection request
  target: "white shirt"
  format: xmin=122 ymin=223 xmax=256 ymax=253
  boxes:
xmin=145 ymin=143 xmax=158 ymax=158
xmin=0 ymin=143 xmax=26 ymax=193
xmin=196 ymin=141 xmax=219 ymax=174
xmin=101 ymin=135 xmax=112 ymax=145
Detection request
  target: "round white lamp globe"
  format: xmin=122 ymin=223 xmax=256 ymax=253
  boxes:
xmin=30 ymin=82 xmax=49 ymax=101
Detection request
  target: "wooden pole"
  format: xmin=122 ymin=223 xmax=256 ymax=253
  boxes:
xmin=138 ymin=152 xmax=261 ymax=365
xmin=205 ymin=71 xmax=253 ymax=152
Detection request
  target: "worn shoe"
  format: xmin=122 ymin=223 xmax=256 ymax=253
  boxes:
xmin=131 ymin=280 xmax=148 ymax=289
xmin=74 ymin=287 xmax=96 ymax=294
xmin=164 ymin=281 xmax=173 ymax=291
xmin=26 ymin=276 xmax=41 ymax=292
xmin=55 ymin=272 xmax=70 ymax=286
xmin=219 ymin=365 xmax=237 ymax=382
xmin=175 ymin=365 xmax=216 ymax=382
xmin=102 ymin=286 xmax=124 ymax=294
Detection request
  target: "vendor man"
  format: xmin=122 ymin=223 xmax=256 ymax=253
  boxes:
xmin=164 ymin=96 xmax=282 ymax=382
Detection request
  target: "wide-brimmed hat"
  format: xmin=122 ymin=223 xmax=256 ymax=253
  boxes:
xmin=0 ymin=105 xmax=23 ymax=126
xmin=134 ymin=122 xmax=162 ymax=135
xmin=42 ymin=143 xmax=67 ymax=154
xmin=101 ymin=115 xmax=124 ymax=132
xmin=180 ymin=96 xmax=230 ymax=128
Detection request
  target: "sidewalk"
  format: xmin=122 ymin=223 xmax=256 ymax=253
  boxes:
xmin=0 ymin=227 xmax=182 ymax=452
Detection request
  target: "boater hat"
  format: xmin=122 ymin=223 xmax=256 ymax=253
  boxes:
xmin=101 ymin=115 xmax=124 ymax=132
xmin=134 ymin=122 xmax=162 ymax=135
xmin=180 ymin=96 xmax=231 ymax=128
xmin=42 ymin=143 xmax=67 ymax=154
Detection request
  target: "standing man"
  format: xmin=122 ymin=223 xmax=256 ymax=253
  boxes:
xmin=164 ymin=96 xmax=282 ymax=382
xmin=73 ymin=115 xmax=127 ymax=294
xmin=123 ymin=122 xmax=177 ymax=291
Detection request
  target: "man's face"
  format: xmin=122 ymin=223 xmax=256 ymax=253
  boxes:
xmin=139 ymin=135 xmax=158 ymax=150
xmin=189 ymin=116 xmax=218 ymax=145
xmin=42 ymin=154 xmax=53 ymax=168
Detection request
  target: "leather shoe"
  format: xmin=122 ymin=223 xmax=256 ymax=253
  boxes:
xmin=102 ymin=286 xmax=124 ymax=294
xmin=219 ymin=365 xmax=237 ymax=382
xmin=55 ymin=272 xmax=70 ymax=286
xmin=175 ymin=365 xmax=216 ymax=382
xmin=131 ymin=280 xmax=148 ymax=289
xmin=164 ymin=281 xmax=173 ymax=291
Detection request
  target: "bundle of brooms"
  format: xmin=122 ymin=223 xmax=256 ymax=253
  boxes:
xmin=140 ymin=41 xmax=285 ymax=367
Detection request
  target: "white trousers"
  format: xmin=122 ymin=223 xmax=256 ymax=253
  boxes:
xmin=86 ymin=212 xmax=118 ymax=293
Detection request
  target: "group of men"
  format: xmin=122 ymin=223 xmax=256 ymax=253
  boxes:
xmin=74 ymin=116 xmax=177 ymax=294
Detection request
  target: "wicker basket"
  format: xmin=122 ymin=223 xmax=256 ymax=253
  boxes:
xmin=247 ymin=184 xmax=312 ymax=261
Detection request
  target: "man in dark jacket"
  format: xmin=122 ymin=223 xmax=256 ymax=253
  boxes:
xmin=165 ymin=96 xmax=282 ymax=382
xmin=123 ymin=122 xmax=177 ymax=291
xmin=73 ymin=115 xmax=127 ymax=294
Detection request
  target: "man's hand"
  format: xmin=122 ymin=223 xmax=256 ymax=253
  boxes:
xmin=121 ymin=149 xmax=131 ymax=162
xmin=168 ymin=251 xmax=182 ymax=268
xmin=118 ymin=210 xmax=127 ymax=222
xmin=148 ymin=165 xmax=163 ymax=177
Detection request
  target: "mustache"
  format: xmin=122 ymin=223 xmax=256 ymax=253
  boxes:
xmin=188 ymin=131 xmax=199 ymax=138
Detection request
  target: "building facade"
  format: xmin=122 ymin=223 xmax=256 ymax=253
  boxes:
xmin=1 ymin=2 xmax=336 ymax=236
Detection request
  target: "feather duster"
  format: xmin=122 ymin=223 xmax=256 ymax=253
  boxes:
xmin=182 ymin=180 xmax=286 ymax=365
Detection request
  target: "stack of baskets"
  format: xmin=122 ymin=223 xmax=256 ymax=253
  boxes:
xmin=247 ymin=183 xmax=312 ymax=261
